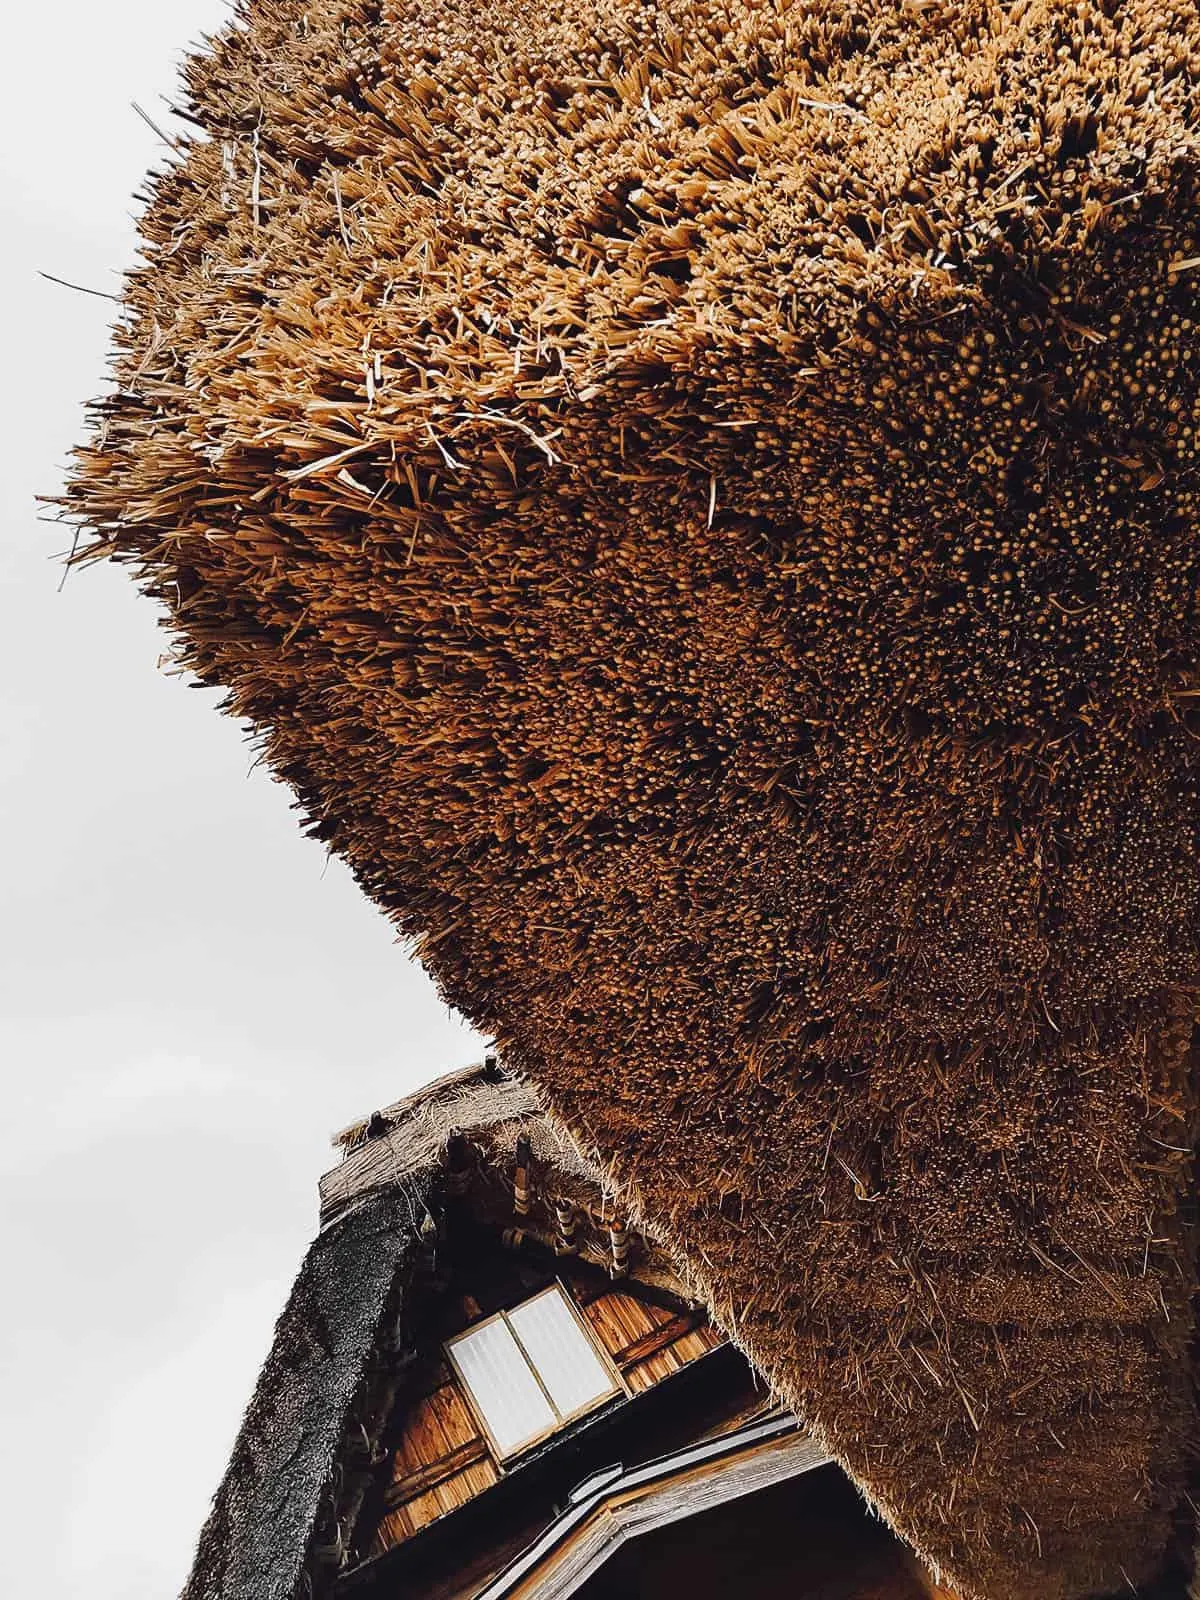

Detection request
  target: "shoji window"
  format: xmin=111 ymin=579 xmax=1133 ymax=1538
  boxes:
xmin=446 ymin=1284 xmax=625 ymax=1460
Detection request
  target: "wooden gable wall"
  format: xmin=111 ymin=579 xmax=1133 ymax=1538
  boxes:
xmin=368 ymin=1277 xmax=723 ymax=1558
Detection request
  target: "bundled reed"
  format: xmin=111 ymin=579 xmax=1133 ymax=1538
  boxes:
xmin=62 ymin=1 xmax=1200 ymax=1595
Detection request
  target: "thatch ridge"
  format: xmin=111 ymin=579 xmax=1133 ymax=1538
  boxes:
xmin=66 ymin=3 xmax=1200 ymax=1596
xmin=321 ymin=1059 xmax=611 ymax=1224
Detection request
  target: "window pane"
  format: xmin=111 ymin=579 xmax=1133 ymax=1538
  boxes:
xmin=448 ymin=1317 xmax=556 ymax=1457
xmin=507 ymin=1286 xmax=619 ymax=1420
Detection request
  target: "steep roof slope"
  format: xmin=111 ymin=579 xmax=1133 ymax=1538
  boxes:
xmin=182 ymin=1186 xmax=431 ymax=1600
xmin=65 ymin=3 xmax=1200 ymax=1595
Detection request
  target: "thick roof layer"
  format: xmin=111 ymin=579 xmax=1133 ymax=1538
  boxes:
xmin=66 ymin=3 xmax=1200 ymax=1595
xmin=182 ymin=1185 xmax=431 ymax=1600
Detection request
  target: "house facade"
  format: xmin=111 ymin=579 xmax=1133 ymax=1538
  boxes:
xmin=183 ymin=1060 xmax=953 ymax=1600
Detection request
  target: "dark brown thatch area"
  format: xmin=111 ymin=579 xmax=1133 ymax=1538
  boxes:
xmin=65 ymin=3 xmax=1200 ymax=1596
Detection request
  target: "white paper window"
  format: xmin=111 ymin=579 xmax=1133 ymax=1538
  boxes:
xmin=507 ymin=1288 xmax=618 ymax=1420
xmin=447 ymin=1316 xmax=557 ymax=1457
xmin=447 ymin=1284 xmax=624 ymax=1461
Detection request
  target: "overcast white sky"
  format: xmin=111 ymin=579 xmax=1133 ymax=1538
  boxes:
xmin=0 ymin=6 xmax=482 ymax=1595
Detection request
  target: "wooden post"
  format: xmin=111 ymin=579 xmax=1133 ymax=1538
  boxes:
xmin=553 ymin=1198 xmax=578 ymax=1256
xmin=514 ymin=1135 xmax=532 ymax=1217
xmin=608 ymin=1218 xmax=629 ymax=1279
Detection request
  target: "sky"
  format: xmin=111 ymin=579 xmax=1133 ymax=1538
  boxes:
xmin=0 ymin=6 xmax=483 ymax=1595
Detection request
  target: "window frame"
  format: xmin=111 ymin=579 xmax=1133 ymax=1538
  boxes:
xmin=445 ymin=1281 xmax=629 ymax=1463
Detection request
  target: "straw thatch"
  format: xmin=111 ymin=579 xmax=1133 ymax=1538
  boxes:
xmin=64 ymin=2 xmax=1200 ymax=1595
xmin=321 ymin=1060 xmax=601 ymax=1226
xmin=182 ymin=1184 xmax=432 ymax=1600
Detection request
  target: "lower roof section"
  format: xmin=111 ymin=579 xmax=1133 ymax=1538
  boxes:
xmin=475 ymin=1413 xmax=827 ymax=1600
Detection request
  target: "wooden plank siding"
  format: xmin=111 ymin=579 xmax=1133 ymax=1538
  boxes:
xmin=371 ymin=1379 xmax=500 ymax=1551
xmin=367 ymin=1287 xmax=723 ymax=1558
xmin=581 ymin=1288 xmax=723 ymax=1391
xmin=384 ymin=1438 xmax=490 ymax=1509
xmin=624 ymin=1325 xmax=725 ymax=1393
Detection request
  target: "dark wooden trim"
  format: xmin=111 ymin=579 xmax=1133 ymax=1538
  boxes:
xmin=582 ymin=1273 xmax=699 ymax=1319
xmin=385 ymin=1437 xmax=489 ymax=1510
xmin=614 ymin=1311 xmax=704 ymax=1369
xmin=478 ymin=1221 xmax=696 ymax=1317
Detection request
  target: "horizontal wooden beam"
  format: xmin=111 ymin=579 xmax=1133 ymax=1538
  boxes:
xmin=614 ymin=1311 xmax=704 ymax=1370
xmin=385 ymin=1436 xmax=489 ymax=1510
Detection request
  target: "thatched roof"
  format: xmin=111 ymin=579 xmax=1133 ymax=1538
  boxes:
xmin=183 ymin=1060 xmax=628 ymax=1600
xmin=320 ymin=1059 xmax=604 ymax=1226
xmin=65 ymin=3 xmax=1200 ymax=1596
xmin=181 ymin=1185 xmax=431 ymax=1600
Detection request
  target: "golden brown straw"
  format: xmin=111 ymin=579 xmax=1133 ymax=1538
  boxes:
xmin=63 ymin=2 xmax=1200 ymax=1595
